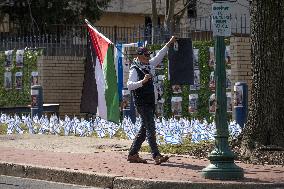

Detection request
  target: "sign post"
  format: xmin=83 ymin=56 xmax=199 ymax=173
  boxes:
xmin=201 ymin=0 xmax=244 ymax=180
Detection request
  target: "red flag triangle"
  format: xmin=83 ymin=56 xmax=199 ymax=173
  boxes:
xmin=87 ymin=23 xmax=112 ymax=66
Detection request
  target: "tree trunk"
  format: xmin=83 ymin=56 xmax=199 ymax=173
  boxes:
xmin=151 ymin=0 xmax=158 ymax=44
xmin=164 ymin=0 xmax=175 ymax=35
xmin=241 ymin=0 xmax=284 ymax=153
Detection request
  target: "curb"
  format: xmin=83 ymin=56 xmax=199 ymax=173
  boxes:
xmin=0 ymin=162 xmax=117 ymax=188
xmin=0 ymin=162 xmax=284 ymax=189
xmin=113 ymin=177 xmax=284 ymax=189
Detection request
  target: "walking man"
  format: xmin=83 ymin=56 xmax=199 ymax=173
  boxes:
xmin=127 ymin=36 xmax=176 ymax=165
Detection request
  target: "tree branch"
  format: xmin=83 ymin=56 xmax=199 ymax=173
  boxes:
xmin=174 ymin=0 xmax=191 ymax=17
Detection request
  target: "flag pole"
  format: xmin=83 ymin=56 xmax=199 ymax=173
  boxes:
xmin=84 ymin=19 xmax=92 ymax=26
xmin=85 ymin=18 xmax=147 ymax=74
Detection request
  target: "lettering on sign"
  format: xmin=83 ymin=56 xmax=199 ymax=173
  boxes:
xmin=212 ymin=3 xmax=232 ymax=37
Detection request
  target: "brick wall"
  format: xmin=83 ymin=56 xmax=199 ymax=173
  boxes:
xmin=37 ymin=56 xmax=85 ymax=116
xmin=35 ymin=37 xmax=252 ymax=117
xmin=230 ymin=37 xmax=252 ymax=102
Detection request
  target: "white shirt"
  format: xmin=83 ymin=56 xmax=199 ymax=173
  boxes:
xmin=127 ymin=45 xmax=169 ymax=103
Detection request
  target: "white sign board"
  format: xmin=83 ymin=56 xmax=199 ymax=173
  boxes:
xmin=212 ymin=3 xmax=232 ymax=36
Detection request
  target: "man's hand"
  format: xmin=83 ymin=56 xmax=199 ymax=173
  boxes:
xmin=142 ymin=74 xmax=151 ymax=84
xmin=166 ymin=36 xmax=176 ymax=47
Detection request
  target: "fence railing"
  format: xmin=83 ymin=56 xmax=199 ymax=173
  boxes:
xmin=0 ymin=15 xmax=250 ymax=57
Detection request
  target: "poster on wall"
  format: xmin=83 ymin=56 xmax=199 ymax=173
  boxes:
xmin=227 ymin=92 xmax=232 ymax=112
xmin=16 ymin=49 xmax=24 ymax=67
xmin=188 ymin=94 xmax=198 ymax=113
xmin=168 ymin=38 xmax=194 ymax=85
xmin=209 ymin=47 xmax=215 ymax=67
xmin=171 ymin=97 xmax=182 ymax=116
xmin=193 ymin=48 xmax=199 ymax=68
xmin=156 ymin=98 xmax=165 ymax=117
xmin=226 ymin=69 xmax=232 ymax=89
xmin=156 ymin=80 xmax=164 ymax=101
xmin=209 ymin=71 xmax=215 ymax=91
xmin=15 ymin=72 xmax=23 ymax=89
xmin=233 ymin=85 xmax=243 ymax=107
xmin=225 ymin=46 xmax=231 ymax=65
xmin=190 ymin=69 xmax=200 ymax=90
xmin=31 ymin=71 xmax=39 ymax=86
xmin=4 ymin=72 xmax=12 ymax=89
xmin=172 ymin=84 xmax=182 ymax=94
xmin=209 ymin=93 xmax=216 ymax=113
xmin=4 ymin=50 xmax=13 ymax=68
xmin=121 ymin=89 xmax=131 ymax=111
xmin=31 ymin=90 xmax=38 ymax=108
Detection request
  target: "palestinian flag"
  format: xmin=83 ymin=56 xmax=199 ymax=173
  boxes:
xmin=85 ymin=19 xmax=120 ymax=124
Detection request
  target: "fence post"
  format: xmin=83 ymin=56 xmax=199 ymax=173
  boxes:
xmin=114 ymin=25 xmax=117 ymax=44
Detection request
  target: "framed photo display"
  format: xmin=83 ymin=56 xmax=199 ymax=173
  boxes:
xmin=15 ymin=72 xmax=23 ymax=89
xmin=209 ymin=93 xmax=216 ymax=113
xmin=4 ymin=50 xmax=13 ymax=68
xmin=188 ymin=94 xmax=198 ymax=113
xmin=31 ymin=71 xmax=39 ymax=86
xmin=209 ymin=47 xmax=215 ymax=67
xmin=16 ymin=49 xmax=24 ymax=67
xmin=193 ymin=48 xmax=199 ymax=68
xmin=227 ymin=92 xmax=232 ymax=112
xmin=4 ymin=72 xmax=12 ymax=89
xmin=171 ymin=97 xmax=182 ymax=116
xmin=172 ymin=84 xmax=182 ymax=94
xmin=190 ymin=69 xmax=200 ymax=90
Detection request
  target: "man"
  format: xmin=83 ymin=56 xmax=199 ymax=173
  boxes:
xmin=127 ymin=36 xmax=176 ymax=165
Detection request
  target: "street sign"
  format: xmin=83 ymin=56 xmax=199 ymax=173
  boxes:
xmin=212 ymin=2 xmax=232 ymax=36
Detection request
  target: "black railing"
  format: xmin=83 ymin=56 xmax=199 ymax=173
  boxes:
xmin=0 ymin=15 xmax=250 ymax=57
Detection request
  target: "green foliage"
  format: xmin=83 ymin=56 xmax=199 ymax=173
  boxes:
xmin=141 ymin=136 xmax=214 ymax=155
xmin=0 ymin=50 xmax=41 ymax=107
xmin=0 ymin=124 xmax=7 ymax=135
xmin=0 ymin=0 xmax=110 ymax=32
xmin=148 ymin=40 xmax=231 ymax=121
xmin=113 ymin=128 xmax=128 ymax=140
xmin=181 ymin=85 xmax=190 ymax=118
xmin=194 ymin=41 xmax=214 ymax=121
xmin=162 ymin=58 xmax=172 ymax=118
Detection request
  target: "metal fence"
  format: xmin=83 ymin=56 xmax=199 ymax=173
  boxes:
xmin=0 ymin=15 xmax=250 ymax=57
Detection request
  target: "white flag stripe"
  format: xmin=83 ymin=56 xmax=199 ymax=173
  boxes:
xmin=95 ymin=57 xmax=108 ymax=119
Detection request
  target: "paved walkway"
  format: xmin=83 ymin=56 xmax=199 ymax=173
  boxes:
xmin=0 ymin=134 xmax=283 ymax=189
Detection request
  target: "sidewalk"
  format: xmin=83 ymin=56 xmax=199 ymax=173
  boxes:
xmin=0 ymin=134 xmax=283 ymax=189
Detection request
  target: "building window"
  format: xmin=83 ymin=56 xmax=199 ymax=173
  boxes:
xmin=187 ymin=0 xmax=197 ymax=18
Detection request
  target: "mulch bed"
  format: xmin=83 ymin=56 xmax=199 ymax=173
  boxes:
xmin=185 ymin=139 xmax=284 ymax=165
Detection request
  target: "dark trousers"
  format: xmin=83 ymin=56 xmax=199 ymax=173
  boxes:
xmin=128 ymin=104 xmax=160 ymax=158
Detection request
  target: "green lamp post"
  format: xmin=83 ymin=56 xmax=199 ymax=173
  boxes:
xmin=201 ymin=0 xmax=244 ymax=180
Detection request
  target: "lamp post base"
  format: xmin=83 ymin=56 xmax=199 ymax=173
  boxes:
xmin=202 ymin=161 xmax=244 ymax=180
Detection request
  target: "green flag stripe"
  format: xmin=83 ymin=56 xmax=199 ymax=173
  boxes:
xmin=102 ymin=45 xmax=120 ymax=124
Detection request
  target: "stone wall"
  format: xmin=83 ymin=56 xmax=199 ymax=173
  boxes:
xmin=37 ymin=56 xmax=85 ymax=116
xmin=230 ymin=37 xmax=252 ymax=102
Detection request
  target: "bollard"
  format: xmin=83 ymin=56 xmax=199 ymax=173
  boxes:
xmin=31 ymin=85 xmax=43 ymax=119
xmin=233 ymin=82 xmax=248 ymax=128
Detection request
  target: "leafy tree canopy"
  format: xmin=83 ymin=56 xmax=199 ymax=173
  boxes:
xmin=0 ymin=0 xmax=110 ymax=33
